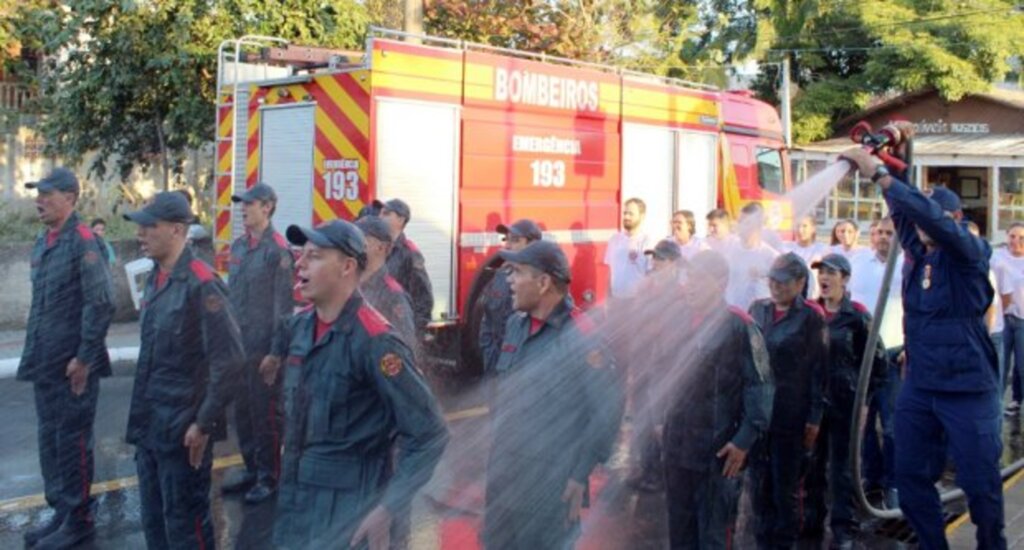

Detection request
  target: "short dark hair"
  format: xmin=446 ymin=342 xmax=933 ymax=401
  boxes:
xmin=624 ymin=197 xmax=646 ymax=215
xmin=740 ymin=202 xmax=763 ymax=216
xmin=706 ymin=208 xmax=730 ymax=222
xmin=673 ymin=210 xmax=696 ymax=234
xmin=1008 ymin=221 xmax=1024 ymax=232
xmin=90 ymin=218 xmax=106 ymax=228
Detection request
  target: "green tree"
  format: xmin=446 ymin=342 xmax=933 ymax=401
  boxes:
xmin=4 ymin=0 xmax=367 ymax=190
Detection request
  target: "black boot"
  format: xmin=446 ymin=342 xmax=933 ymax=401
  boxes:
xmin=23 ymin=512 xmax=64 ymax=547
xmin=244 ymin=481 xmax=277 ymax=505
xmin=33 ymin=515 xmax=95 ymax=550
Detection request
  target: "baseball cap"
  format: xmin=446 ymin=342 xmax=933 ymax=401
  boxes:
xmin=645 ymin=239 xmax=682 ymax=262
xmin=372 ymin=198 xmax=411 ymax=222
xmin=287 ymin=220 xmax=367 ymax=269
xmin=811 ymin=253 xmax=852 ymax=275
xmin=928 ymin=186 xmax=962 ymax=214
xmin=685 ymin=250 xmax=729 ymax=283
xmin=768 ymin=252 xmax=809 ymax=283
xmin=356 ymin=203 xmax=381 ymax=220
xmin=355 ymin=215 xmax=392 ymax=244
xmin=25 ymin=168 xmax=79 ymax=194
xmin=496 ymin=219 xmax=543 ymax=241
xmin=123 ymin=192 xmax=198 ymax=226
xmin=499 ymin=240 xmax=571 ymax=284
xmin=231 ymin=182 xmax=277 ymax=204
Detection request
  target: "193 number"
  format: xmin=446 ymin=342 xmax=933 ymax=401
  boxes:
xmin=530 ymin=160 xmax=566 ymax=188
xmin=323 ymin=170 xmax=359 ymax=201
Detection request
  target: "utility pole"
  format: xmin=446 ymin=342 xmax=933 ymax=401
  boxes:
xmin=403 ymin=0 xmax=424 ymax=38
xmin=781 ymin=53 xmax=792 ymax=149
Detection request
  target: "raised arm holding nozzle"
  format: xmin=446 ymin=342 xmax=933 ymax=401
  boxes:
xmin=838 ymin=128 xmax=1006 ymax=550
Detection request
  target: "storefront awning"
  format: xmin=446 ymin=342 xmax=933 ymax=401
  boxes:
xmin=792 ymin=134 xmax=1024 ymax=165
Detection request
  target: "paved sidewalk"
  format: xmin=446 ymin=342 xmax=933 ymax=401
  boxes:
xmin=0 ymin=321 xmax=141 ymax=376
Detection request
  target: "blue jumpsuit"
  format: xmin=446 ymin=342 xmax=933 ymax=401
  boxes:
xmin=885 ymin=178 xmax=1005 ymax=549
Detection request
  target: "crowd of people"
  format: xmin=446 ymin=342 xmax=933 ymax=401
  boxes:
xmin=14 ymin=131 xmax=1020 ymax=550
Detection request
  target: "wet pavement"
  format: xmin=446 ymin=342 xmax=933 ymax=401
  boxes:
xmin=2 ymin=327 xmax=1024 ymax=548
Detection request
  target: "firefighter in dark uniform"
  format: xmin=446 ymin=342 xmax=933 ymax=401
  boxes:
xmin=272 ymin=220 xmax=448 ymax=550
xmin=842 ymin=145 xmax=1006 ymax=549
xmin=479 ymin=219 xmax=543 ymax=372
xmin=483 ymin=240 xmax=623 ymax=549
xmin=18 ymin=168 xmax=115 ymax=549
xmin=661 ymin=250 xmax=774 ymax=549
xmin=356 ymin=215 xmax=417 ymax=350
xmin=748 ymin=252 xmax=828 ymax=550
xmin=123 ymin=192 xmax=245 ymax=550
xmin=374 ymin=198 xmax=434 ymax=331
xmin=804 ymin=253 xmax=888 ymax=548
xmin=219 ymin=182 xmax=295 ymax=504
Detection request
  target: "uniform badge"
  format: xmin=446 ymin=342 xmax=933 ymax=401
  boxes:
xmin=922 ymin=264 xmax=932 ymax=290
xmin=204 ymin=294 xmax=224 ymax=313
xmin=586 ymin=350 xmax=604 ymax=369
xmin=380 ymin=353 xmax=403 ymax=377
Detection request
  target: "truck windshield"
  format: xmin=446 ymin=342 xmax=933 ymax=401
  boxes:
xmin=756 ymin=147 xmax=784 ymax=195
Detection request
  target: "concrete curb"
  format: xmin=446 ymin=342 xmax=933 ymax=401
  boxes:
xmin=0 ymin=347 xmax=140 ymax=379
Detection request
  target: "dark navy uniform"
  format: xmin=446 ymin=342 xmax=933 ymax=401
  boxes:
xmin=272 ymin=294 xmax=448 ymax=549
xmin=804 ymin=295 xmax=888 ymax=540
xmin=387 ymin=233 xmax=433 ymax=330
xmin=127 ymin=247 xmax=245 ymax=550
xmin=748 ymin=297 xmax=828 ymax=549
xmin=362 ymin=266 xmax=418 ymax=353
xmin=885 ymin=179 xmax=1005 ymax=549
xmin=662 ymin=303 xmax=774 ymax=549
xmin=478 ymin=265 xmax=514 ymax=372
xmin=227 ymin=224 xmax=295 ymax=488
xmin=18 ymin=211 xmax=114 ymax=531
xmin=484 ymin=298 xmax=623 ymax=549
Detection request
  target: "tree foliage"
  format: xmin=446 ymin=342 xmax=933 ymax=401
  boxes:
xmin=3 ymin=0 xmax=367 ymax=187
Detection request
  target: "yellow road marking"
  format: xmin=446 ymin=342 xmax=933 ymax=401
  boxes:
xmin=0 ymin=407 xmax=489 ymax=514
xmin=946 ymin=465 xmax=1024 ymax=535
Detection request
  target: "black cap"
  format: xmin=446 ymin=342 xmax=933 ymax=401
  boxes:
xmin=685 ymin=250 xmax=730 ymax=283
xmin=25 ymin=168 xmax=79 ymax=194
xmin=231 ymin=182 xmax=277 ymax=204
xmin=496 ymin=219 xmax=543 ymax=241
xmin=499 ymin=240 xmax=571 ymax=284
xmin=123 ymin=192 xmax=198 ymax=226
xmin=287 ymin=220 xmax=367 ymax=269
xmin=356 ymin=203 xmax=381 ymax=220
xmin=928 ymin=186 xmax=962 ymax=213
xmin=811 ymin=253 xmax=852 ymax=275
xmin=355 ymin=215 xmax=392 ymax=244
xmin=768 ymin=252 xmax=809 ymax=283
xmin=373 ymin=198 xmax=411 ymax=222
xmin=644 ymin=239 xmax=682 ymax=261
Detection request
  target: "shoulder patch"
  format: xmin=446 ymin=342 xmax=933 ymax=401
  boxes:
xmin=357 ymin=305 xmax=390 ymax=337
xmin=727 ymin=305 xmax=755 ymax=325
xmin=75 ymin=224 xmax=96 ymax=241
xmin=384 ymin=275 xmax=404 ymax=293
xmin=851 ymin=301 xmax=870 ymax=314
xmin=380 ymin=353 xmax=403 ymax=377
xmin=804 ymin=299 xmax=826 ymax=318
xmin=404 ymin=238 xmax=420 ymax=254
xmin=189 ymin=259 xmax=216 ymax=283
xmin=272 ymin=232 xmax=289 ymax=250
xmin=570 ymin=309 xmax=596 ymax=335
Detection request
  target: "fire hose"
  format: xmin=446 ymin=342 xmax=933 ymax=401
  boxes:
xmin=843 ymin=125 xmax=1024 ymax=520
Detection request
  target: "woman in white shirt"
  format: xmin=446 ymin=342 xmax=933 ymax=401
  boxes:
xmin=829 ymin=219 xmax=862 ymax=259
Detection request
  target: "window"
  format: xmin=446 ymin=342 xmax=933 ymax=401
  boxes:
xmin=756 ymin=147 xmax=784 ymax=194
xmin=999 ymin=167 xmax=1024 ymax=232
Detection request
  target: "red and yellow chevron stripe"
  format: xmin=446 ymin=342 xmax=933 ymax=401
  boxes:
xmin=213 ymin=93 xmax=235 ymax=273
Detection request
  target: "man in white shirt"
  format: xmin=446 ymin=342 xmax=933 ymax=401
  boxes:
xmin=604 ymin=197 xmax=652 ymax=299
xmin=702 ymin=208 xmax=737 ymax=253
xmin=996 ymin=222 xmax=1024 ymax=414
xmin=724 ymin=203 xmax=779 ymax=309
xmin=669 ymin=210 xmax=702 ymax=261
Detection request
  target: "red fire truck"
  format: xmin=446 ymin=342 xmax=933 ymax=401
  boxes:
xmin=213 ymin=29 xmax=791 ymax=372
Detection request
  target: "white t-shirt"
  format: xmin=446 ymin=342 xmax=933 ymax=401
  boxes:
xmin=995 ymin=251 xmax=1024 ymax=320
xmin=848 ymin=251 xmax=905 ymax=349
xmin=672 ymin=237 xmax=703 ymax=261
xmin=989 ymin=270 xmax=1005 ymax=334
xmin=604 ymin=231 xmax=652 ymax=298
xmin=723 ymin=241 xmax=779 ymax=310
xmin=830 ymin=244 xmax=868 ymax=262
xmin=785 ymin=241 xmax=829 ymax=300
xmin=701 ymin=234 xmax=738 ymax=254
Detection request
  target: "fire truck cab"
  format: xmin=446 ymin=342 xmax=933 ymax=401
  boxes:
xmin=213 ymin=29 xmax=791 ymax=374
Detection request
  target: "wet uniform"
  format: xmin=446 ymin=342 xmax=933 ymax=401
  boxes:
xmin=387 ymin=233 xmax=433 ymax=331
xmin=748 ymin=298 xmax=828 ymax=549
xmin=272 ymin=294 xmax=448 ymax=549
xmin=18 ymin=212 xmax=114 ymax=528
xmin=885 ymin=178 xmax=1005 ymax=549
xmin=227 ymin=224 xmax=295 ymax=488
xmin=662 ymin=303 xmax=774 ymax=549
xmin=478 ymin=265 xmax=514 ymax=372
xmin=804 ymin=296 xmax=888 ymax=538
xmin=484 ymin=298 xmax=623 ymax=550
xmin=361 ymin=266 xmax=418 ymax=353
xmin=126 ymin=248 xmax=245 ymax=550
